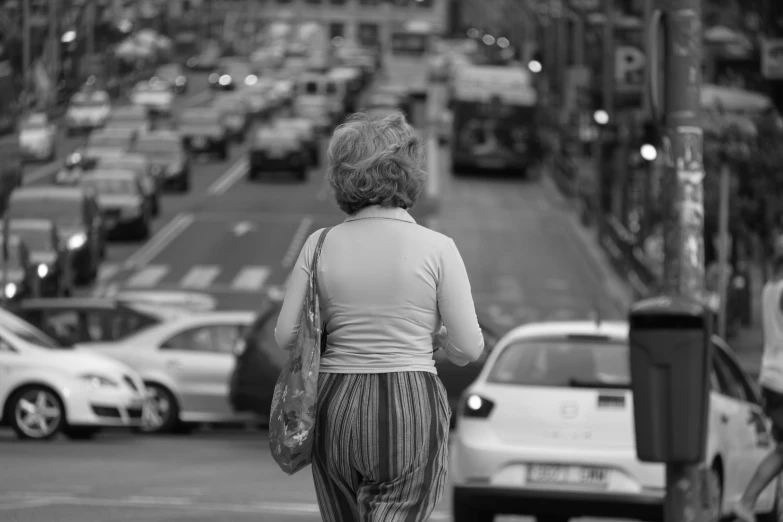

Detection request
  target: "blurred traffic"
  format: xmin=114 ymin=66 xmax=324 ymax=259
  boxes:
xmin=0 ymin=1 xmax=778 ymax=522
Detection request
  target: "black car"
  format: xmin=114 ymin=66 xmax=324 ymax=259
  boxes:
xmin=154 ymin=63 xmax=188 ymax=94
xmin=248 ymin=127 xmax=308 ymax=181
xmin=6 ymin=186 xmax=105 ymax=285
xmin=0 ymin=235 xmax=36 ymax=303
xmin=8 ymin=219 xmax=73 ymax=297
xmin=229 ymin=293 xmax=502 ymax=428
xmin=11 ymin=297 xmax=186 ymax=346
xmin=229 ymin=293 xmax=285 ymax=419
xmin=136 ymin=131 xmax=191 ymax=192
xmin=178 ymin=108 xmax=230 ymax=160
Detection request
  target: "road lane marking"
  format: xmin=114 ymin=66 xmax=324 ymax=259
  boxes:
xmin=125 ymin=265 xmax=170 ymax=287
xmin=24 ymin=162 xmax=60 ymax=184
xmin=281 ymin=215 xmax=313 ymax=268
xmin=180 ymin=265 xmax=221 ymax=289
xmin=183 ymin=89 xmax=212 ymax=107
xmin=0 ymin=498 xmax=53 ymax=510
xmin=231 ymin=266 xmax=270 ymax=290
xmin=207 ymin=158 xmax=248 ymax=196
xmin=426 ymin=133 xmax=440 ymax=199
xmin=97 ymin=263 xmax=120 ymax=282
xmin=0 ymin=493 xmax=451 ymax=519
xmin=123 ymin=212 xmax=195 ymax=269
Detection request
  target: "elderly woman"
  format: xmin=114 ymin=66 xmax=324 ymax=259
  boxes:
xmin=275 ymin=111 xmax=484 ymax=522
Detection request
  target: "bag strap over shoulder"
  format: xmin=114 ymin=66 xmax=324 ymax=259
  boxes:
xmin=310 ymin=226 xmax=333 ymax=295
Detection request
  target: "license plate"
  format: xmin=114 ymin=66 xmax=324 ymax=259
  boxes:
xmin=266 ymin=149 xmax=285 ymax=159
xmin=527 ymin=465 xmax=608 ymax=488
xmin=192 ymin=137 xmax=206 ymax=147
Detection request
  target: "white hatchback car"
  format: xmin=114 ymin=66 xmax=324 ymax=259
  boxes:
xmin=0 ymin=309 xmax=147 ymax=440
xmin=451 ymin=320 xmax=781 ymax=522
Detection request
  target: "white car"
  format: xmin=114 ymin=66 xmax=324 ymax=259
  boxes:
xmin=451 ymin=320 xmax=782 ymax=522
xmin=81 ymin=312 xmax=257 ymax=434
xmin=65 ymin=90 xmax=111 ymax=134
xmin=0 ymin=308 xmax=147 ymax=440
xmin=18 ymin=113 xmax=57 ymax=162
xmin=130 ymin=80 xmax=174 ymax=115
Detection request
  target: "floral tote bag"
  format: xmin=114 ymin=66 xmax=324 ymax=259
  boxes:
xmin=269 ymin=226 xmax=332 ymax=475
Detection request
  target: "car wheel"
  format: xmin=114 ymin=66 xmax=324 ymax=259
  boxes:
xmin=248 ymin=169 xmax=258 ymax=181
xmin=152 ymin=195 xmax=160 ymax=217
xmin=298 ymin=169 xmax=307 ymax=182
xmin=8 ymin=385 xmax=66 ymax=440
xmin=218 ymin=145 xmax=228 ymax=160
xmin=137 ymin=383 xmax=179 ymax=434
xmin=706 ymin=465 xmax=723 ymax=522
xmin=452 ymin=495 xmax=494 ymax=522
xmin=758 ymin=477 xmax=783 ymax=522
xmin=63 ymin=426 xmax=101 ymax=440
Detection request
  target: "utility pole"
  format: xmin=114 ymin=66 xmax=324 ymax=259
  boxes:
xmin=22 ymin=0 xmax=30 ymax=94
xmin=48 ymin=0 xmax=58 ymax=106
xmin=85 ymin=0 xmax=95 ymax=56
xmin=656 ymin=0 xmax=707 ymax=520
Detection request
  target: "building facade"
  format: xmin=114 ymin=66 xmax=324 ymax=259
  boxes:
xmin=187 ymin=0 xmax=447 ymax=46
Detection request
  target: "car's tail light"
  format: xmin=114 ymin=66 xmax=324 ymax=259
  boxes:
xmin=461 ymin=394 xmax=494 ymax=419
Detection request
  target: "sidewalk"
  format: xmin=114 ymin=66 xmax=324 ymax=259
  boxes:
xmin=543 ymin=157 xmax=765 ymax=379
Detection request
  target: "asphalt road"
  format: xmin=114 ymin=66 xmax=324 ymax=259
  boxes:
xmin=4 ymin=69 xmax=633 ymax=522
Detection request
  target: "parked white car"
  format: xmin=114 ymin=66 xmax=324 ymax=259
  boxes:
xmin=81 ymin=311 xmax=257 ymax=434
xmin=130 ymin=80 xmax=174 ymax=115
xmin=450 ymin=320 xmax=782 ymax=522
xmin=18 ymin=113 xmax=56 ymax=162
xmin=0 ymin=308 xmax=147 ymax=440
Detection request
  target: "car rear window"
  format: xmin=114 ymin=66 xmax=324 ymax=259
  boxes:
xmin=488 ymin=339 xmax=630 ymax=388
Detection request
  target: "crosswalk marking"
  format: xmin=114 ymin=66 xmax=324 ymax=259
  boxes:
xmin=231 ymin=266 xmax=270 ymax=291
xmin=181 ymin=265 xmax=221 ymax=289
xmin=97 ymin=263 xmax=120 ymax=282
xmin=126 ymin=265 xmax=169 ymax=287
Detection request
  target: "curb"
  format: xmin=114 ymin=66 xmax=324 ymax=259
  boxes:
xmin=540 ymin=172 xmax=633 ymax=316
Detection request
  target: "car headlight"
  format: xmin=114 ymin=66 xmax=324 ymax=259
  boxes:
xmin=175 ymin=76 xmax=186 ymax=86
xmin=80 ymin=374 xmax=119 ymax=388
xmin=233 ymin=339 xmax=247 ymax=357
xmin=67 ymin=233 xmax=87 ymax=250
xmin=37 ymin=264 xmax=49 ymax=278
xmin=4 ymin=282 xmax=17 ymax=298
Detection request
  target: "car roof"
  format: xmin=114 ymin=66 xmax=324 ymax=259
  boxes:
xmin=8 ymin=218 xmax=54 ymax=231
xmin=84 ymin=169 xmax=137 ymax=181
xmin=500 ymin=320 xmax=629 ymax=344
xmin=10 ymin=186 xmax=84 ymax=201
xmin=100 ymin=153 xmax=147 ymax=164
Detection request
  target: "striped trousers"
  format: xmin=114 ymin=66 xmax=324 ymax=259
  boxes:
xmin=312 ymin=371 xmax=451 ymax=522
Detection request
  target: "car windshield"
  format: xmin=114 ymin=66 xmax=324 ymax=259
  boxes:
xmin=7 ymin=198 xmax=82 ymax=227
xmin=83 ymin=177 xmax=136 ymax=195
xmin=2 ymin=314 xmax=65 ymax=349
xmin=156 ymin=66 xmax=180 ymax=78
xmin=487 ymin=339 xmax=631 ymax=388
xmin=180 ymin=112 xmax=219 ymax=125
xmin=88 ymin=135 xmax=127 ymax=149
xmin=136 ymin=138 xmax=181 ymax=157
xmin=7 ymin=227 xmax=51 ymax=251
xmin=71 ymin=94 xmax=107 ymax=108
xmin=20 ymin=118 xmax=47 ymax=131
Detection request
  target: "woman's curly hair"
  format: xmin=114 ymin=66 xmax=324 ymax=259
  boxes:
xmin=326 ymin=111 xmax=427 ymax=215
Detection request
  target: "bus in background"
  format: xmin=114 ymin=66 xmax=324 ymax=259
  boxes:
xmin=385 ymin=20 xmax=439 ymax=127
xmin=450 ymin=64 xmax=538 ymax=177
